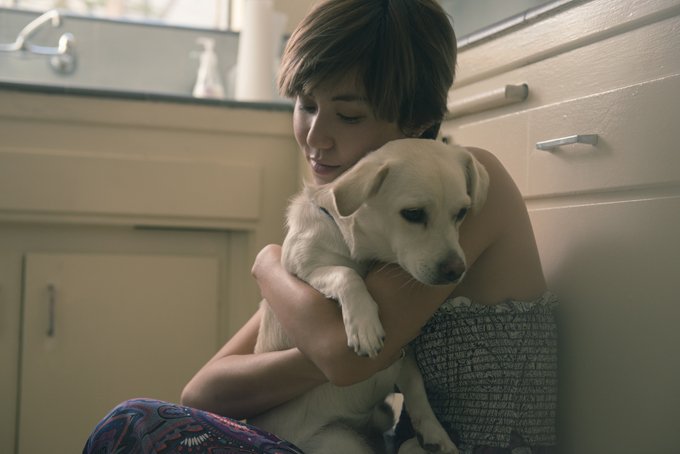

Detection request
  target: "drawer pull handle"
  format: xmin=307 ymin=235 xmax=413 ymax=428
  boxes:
xmin=536 ymin=134 xmax=598 ymax=151
xmin=446 ymin=83 xmax=529 ymax=119
xmin=47 ymin=283 xmax=56 ymax=337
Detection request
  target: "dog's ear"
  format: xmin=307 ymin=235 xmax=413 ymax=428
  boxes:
xmin=465 ymin=153 xmax=489 ymax=213
xmin=332 ymin=161 xmax=390 ymax=217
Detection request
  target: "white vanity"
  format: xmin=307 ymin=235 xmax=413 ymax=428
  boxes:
xmin=0 ymin=87 xmax=299 ymax=454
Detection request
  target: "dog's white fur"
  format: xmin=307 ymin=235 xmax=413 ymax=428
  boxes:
xmin=250 ymin=138 xmax=489 ymax=454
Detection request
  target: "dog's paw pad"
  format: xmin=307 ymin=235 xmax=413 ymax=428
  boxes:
xmin=345 ymin=323 xmax=385 ymax=358
xmin=346 ymin=336 xmax=383 ymax=358
xmin=353 ymin=344 xmax=382 ymax=358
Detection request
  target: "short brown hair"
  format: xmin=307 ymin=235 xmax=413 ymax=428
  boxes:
xmin=278 ymin=0 xmax=457 ymax=137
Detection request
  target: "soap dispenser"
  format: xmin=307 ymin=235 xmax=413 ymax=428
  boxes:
xmin=193 ymin=37 xmax=225 ymax=99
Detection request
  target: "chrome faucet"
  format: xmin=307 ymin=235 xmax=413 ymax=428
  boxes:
xmin=0 ymin=10 xmax=77 ymax=74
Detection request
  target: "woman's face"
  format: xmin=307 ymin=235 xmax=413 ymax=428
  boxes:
xmin=293 ymin=74 xmax=406 ymax=185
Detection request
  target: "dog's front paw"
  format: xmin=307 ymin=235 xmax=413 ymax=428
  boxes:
xmin=342 ymin=304 xmax=385 ymax=358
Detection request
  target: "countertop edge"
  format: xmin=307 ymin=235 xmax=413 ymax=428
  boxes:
xmin=0 ymin=81 xmax=294 ymax=112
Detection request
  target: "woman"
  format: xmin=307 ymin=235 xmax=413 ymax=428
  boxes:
xmin=84 ymin=1 xmax=558 ymax=452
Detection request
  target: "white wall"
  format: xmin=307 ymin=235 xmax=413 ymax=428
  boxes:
xmin=273 ymin=0 xmax=316 ymax=34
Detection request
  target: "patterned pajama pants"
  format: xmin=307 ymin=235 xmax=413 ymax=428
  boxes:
xmin=82 ymin=398 xmax=304 ymax=454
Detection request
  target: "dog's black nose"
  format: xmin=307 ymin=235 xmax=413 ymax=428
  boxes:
xmin=438 ymin=256 xmax=466 ymax=283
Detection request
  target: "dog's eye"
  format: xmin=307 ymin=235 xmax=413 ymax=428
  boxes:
xmin=455 ymin=207 xmax=469 ymax=222
xmin=401 ymin=208 xmax=427 ymax=224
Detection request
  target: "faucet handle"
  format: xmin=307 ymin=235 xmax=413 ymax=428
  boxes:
xmin=16 ymin=10 xmax=63 ymax=49
xmin=1 ymin=10 xmax=78 ymax=75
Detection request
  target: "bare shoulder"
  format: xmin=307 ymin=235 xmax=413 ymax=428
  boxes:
xmin=457 ymin=146 xmax=525 ymax=255
xmin=469 ymin=146 xmax=534 ymax=232
xmin=466 ymin=147 xmax=517 ymax=196
xmin=456 ymin=146 xmax=547 ymax=302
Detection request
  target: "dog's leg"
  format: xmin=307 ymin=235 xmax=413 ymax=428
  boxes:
xmin=305 ymin=265 xmax=385 ymax=357
xmin=397 ymin=349 xmax=459 ymax=454
xmin=303 ymin=422 xmax=377 ymax=454
xmin=254 ymin=299 xmax=293 ymax=353
xmin=398 ymin=437 xmax=431 ymax=454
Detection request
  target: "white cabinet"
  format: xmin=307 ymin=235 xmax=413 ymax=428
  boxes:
xmin=0 ymin=90 xmax=299 ymax=454
xmin=0 ymin=223 xmax=232 ymax=454
xmin=19 ymin=252 xmax=218 ymax=454
xmin=443 ymin=0 xmax=680 ymax=452
xmin=530 ymin=196 xmax=680 ymax=454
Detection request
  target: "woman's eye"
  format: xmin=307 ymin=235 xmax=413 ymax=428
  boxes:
xmin=338 ymin=113 xmax=362 ymax=123
xmin=299 ymin=104 xmax=317 ymax=114
xmin=296 ymin=96 xmax=317 ymax=113
xmin=400 ymin=208 xmax=427 ymax=224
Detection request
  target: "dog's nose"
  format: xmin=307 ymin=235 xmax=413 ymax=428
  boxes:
xmin=438 ymin=256 xmax=466 ymax=283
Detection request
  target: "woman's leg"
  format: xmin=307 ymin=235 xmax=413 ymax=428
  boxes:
xmin=83 ymin=398 xmax=304 ymax=453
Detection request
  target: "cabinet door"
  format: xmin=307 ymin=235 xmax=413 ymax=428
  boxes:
xmin=529 ymin=196 xmax=680 ymax=453
xmin=18 ymin=253 xmax=218 ymax=454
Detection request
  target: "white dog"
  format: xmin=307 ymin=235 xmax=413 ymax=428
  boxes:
xmin=251 ymin=138 xmax=489 ymax=454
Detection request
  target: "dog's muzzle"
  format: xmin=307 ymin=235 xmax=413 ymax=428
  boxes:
xmin=436 ymin=255 xmax=466 ymax=284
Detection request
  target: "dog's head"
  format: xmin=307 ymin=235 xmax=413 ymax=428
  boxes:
xmin=327 ymin=138 xmax=489 ymax=285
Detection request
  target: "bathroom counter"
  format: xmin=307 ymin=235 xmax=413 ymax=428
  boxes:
xmin=0 ymin=81 xmax=295 ymax=138
xmin=1 ymin=84 xmax=301 ymax=454
xmin=1 ymin=78 xmax=302 ymax=454
xmin=0 ymin=80 xmax=294 ymax=113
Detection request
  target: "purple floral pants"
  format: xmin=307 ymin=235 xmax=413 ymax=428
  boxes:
xmin=83 ymin=398 xmax=304 ymax=454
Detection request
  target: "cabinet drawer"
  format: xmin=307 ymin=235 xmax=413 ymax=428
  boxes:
xmin=527 ymin=74 xmax=680 ymax=197
xmin=0 ymin=151 xmax=261 ymax=222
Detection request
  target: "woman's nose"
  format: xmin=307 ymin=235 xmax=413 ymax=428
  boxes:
xmin=306 ymin=115 xmax=333 ymax=150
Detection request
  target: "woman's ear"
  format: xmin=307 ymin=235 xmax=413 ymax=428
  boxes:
xmin=331 ymin=161 xmax=390 ymax=217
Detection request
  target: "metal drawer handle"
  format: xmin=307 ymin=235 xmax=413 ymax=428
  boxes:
xmin=536 ymin=134 xmax=598 ymax=151
xmin=47 ymin=283 xmax=56 ymax=337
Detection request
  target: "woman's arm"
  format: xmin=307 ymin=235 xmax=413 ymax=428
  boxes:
xmin=180 ymin=306 xmax=326 ymax=419
xmin=252 ymin=246 xmax=455 ymax=386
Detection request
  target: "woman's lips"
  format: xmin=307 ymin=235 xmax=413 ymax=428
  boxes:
xmin=310 ymin=159 xmax=340 ymax=178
